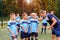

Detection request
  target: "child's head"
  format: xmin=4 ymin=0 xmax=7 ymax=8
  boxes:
xmin=10 ymin=13 xmax=16 ymax=20
xmin=22 ymin=12 xmax=28 ymax=20
xmin=16 ymin=13 xmax=20 ymax=16
xmin=31 ymin=13 xmax=37 ymax=19
xmin=39 ymin=10 xmax=46 ymax=17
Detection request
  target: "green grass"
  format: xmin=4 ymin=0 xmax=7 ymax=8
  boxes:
xmin=0 ymin=22 xmax=52 ymax=40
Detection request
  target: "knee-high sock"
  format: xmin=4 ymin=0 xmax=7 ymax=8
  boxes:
xmin=31 ymin=38 xmax=33 ymax=40
xmin=41 ymin=28 xmax=43 ymax=33
xmin=44 ymin=27 xmax=46 ymax=33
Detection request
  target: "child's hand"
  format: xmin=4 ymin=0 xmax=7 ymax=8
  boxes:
xmin=24 ymin=28 xmax=28 ymax=33
xmin=12 ymin=34 xmax=16 ymax=37
xmin=17 ymin=32 xmax=18 ymax=35
xmin=25 ymin=30 xmax=27 ymax=33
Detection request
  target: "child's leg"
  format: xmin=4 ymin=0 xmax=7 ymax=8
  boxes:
xmin=44 ymin=26 xmax=46 ymax=33
xmin=14 ymin=38 xmax=17 ymax=40
xmin=41 ymin=27 xmax=43 ymax=33
xmin=28 ymin=37 xmax=30 ymax=40
xmin=17 ymin=24 xmax=20 ymax=32
xmin=20 ymin=31 xmax=25 ymax=40
xmin=11 ymin=35 xmax=17 ymax=40
xmin=35 ymin=37 xmax=38 ymax=40
xmin=25 ymin=37 xmax=28 ymax=40
xmin=28 ymin=34 xmax=30 ymax=40
xmin=31 ymin=33 xmax=34 ymax=40
xmin=21 ymin=38 xmax=24 ymax=40
xmin=35 ymin=33 xmax=38 ymax=40
xmin=25 ymin=33 xmax=28 ymax=40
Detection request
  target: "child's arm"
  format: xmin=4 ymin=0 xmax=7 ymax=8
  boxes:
xmin=36 ymin=26 xmax=38 ymax=33
xmin=38 ymin=16 xmax=43 ymax=21
xmin=36 ymin=21 xmax=39 ymax=33
xmin=7 ymin=27 xmax=16 ymax=37
xmin=7 ymin=22 xmax=16 ymax=37
xmin=30 ymin=26 xmax=32 ymax=33
xmin=20 ymin=25 xmax=25 ymax=31
xmin=24 ymin=26 xmax=29 ymax=33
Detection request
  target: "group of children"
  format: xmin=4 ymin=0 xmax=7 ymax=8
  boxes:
xmin=7 ymin=12 xmax=39 ymax=40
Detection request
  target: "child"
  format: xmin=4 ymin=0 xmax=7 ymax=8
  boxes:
xmin=7 ymin=13 xmax=18 ymax=40
xmin=20 ymin=12 xmax=30 ymax=40
xmin=41 ymin=19 xmax=47 ymax=33
xmin=16 ymin=13 xmax=21 ymax=32
xmin=30 ymin=13 xmax=39 ymax=40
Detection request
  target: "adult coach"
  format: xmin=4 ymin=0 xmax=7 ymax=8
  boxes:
xmin=39 ymin=10 xmax=60 ymax=40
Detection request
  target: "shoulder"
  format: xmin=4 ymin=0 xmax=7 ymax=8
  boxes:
xmin=8 ymin=20 xmax=11 ymax=23
xmin=47 ymin=13 xmax=53 ymax=16
xmin=20 ymin=19 xmax=23 ymax=23
xmin=7 ymin=20 xmax=11 ymax=25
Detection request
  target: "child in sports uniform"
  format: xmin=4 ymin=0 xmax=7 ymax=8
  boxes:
xmin=30 ymin=13 xmax=39 ymax=40
xmin=20 ymin=13 xmax=30 ymax=40
xmin=7 ymin=13 xmax=18 ymax=40
xmin=41 ymin=19 xmax=47 ymax=33
xmin=16 ymin=13 xmax=21 ymax=32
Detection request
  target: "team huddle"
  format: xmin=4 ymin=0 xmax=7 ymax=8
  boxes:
xmin=7 ymin=10 xmax=60 ymax=40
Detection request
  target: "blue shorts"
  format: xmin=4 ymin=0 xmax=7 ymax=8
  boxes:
xmin=11 ymin=35 xmax=17 ymax=40
xmin=52 ymin=28 xmax=60 ymax=37
xmin=20 ymin=31 xmax=28 ymax=39
xmin=42 ymin=23 xmax=47 ymax=26
xmin=28 ymin=33 xmax=31 ymax=38
xmin=31 ymin=32 xmax=38 ymax=37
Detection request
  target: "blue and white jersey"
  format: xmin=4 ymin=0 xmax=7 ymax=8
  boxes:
xmin=46 ymin=13 xmax=60 ymax=29
xmin=20 ymin=19 xmax=30 ymax=32
xmin=16 ymin=16 xmax=21 ymax=24
xmin=7 ymin=20 xmax=18 ymax=36
xmin=30 ymin=19 xmax=39 ymax=32
xmin=42 ymin=19 xmax=47 ymax=23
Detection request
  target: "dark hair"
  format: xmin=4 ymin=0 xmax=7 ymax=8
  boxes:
xmin=22 ymin=12 xmax=27 ymax=17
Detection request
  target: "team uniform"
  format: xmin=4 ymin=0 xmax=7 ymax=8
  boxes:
xmin=20 ymin=19 xmax=30 ymax=39
xmin=7 ymin=20 xmax=18 ymax=40
xmin=28 ymin=16 xmax=33 ymax=37
xmin=41 ymin=19 xmax=47 ymax=33
xmin=16 ymin=16 xmax=20 ymax=27
xmin=16 ymin=16 xmax=21 ymax=32
xmin=42 ymin=19 xmax=47 ymax=26
xmin=46 ymin=13 xmax=60 ymax=37
xmin=30 ymin=19 xmax=39 ymax=37
xmin=28 ymin=16 xmax=39 ymax=37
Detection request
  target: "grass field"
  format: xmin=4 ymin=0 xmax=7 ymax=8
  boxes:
xmin=0 ymin=22 xmax=52 ymax=40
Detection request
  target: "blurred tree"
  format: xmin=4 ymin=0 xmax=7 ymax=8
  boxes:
xmin=0 ymin=0 xmax=60 ymax=18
